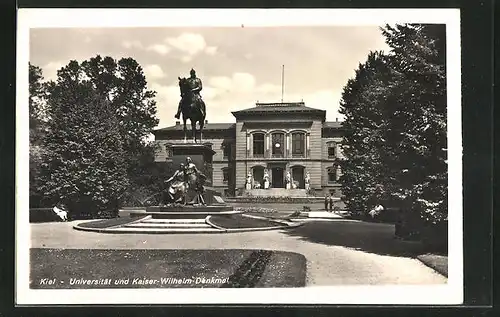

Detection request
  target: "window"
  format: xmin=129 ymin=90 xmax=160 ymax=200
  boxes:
xmin=271 ymin=132 xmax=285 ymax=157
xmin=328 ymin=166 xmax=337 ymax=183
xmin=222 ymin=168 xmax=229 ymax=183
xmin=292 ymin=132 xmax=305 ymax=157
xmin=252 ymin=133 xmax=265 ymax=157
xmin=328 ymin=142 xmax=337 ymax=158
xmin=223 ymin=143 xmax=231 ymax=159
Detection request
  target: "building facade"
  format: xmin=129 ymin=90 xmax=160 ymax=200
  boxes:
xmin=153 ymin=102 xmax=345 ymax=197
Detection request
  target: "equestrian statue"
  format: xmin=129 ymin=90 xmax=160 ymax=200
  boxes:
xmin=176 ymin=68 xmax=206 ymax=143
xmin=163 ymin=157 xmax=207 ymax=206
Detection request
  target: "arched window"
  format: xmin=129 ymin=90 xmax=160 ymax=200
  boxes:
xmin=252 ymin=133 xmax=265 ymax=157
xmin=291 ymin=132 xmax=305 ymax=157
xmin=271 ymin=132 xmax=285 ymax=158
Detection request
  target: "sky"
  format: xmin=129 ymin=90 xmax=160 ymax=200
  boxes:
xmin=30 ymin=26 xmax=390 ymax=129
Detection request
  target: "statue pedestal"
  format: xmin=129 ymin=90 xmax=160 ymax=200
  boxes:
xmin=166 ymin=143 xmax=215 ymax=185
xmin=264 ymin=180 xmax=269 ymax=189
xmin=161 ymin=143 xmax=216 ymax=204
xmin=286 ymin=183 xmax=291 ymax=190
xmin=305 ymin=183 xmax=310 ymax=190
xmin=246 ymin=183 xmax=252 ymax=190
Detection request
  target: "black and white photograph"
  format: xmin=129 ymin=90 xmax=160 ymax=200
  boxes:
xmin=16 ymin=9 xmax=462 ymax=305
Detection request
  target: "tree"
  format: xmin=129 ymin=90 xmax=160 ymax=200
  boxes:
xmin=79 ymin=55 xmax=159 ymax=186
xmin=39 ymin=61 xmax=129 ymax=215
xmin=380 ymin=24 xmax=447 ymax=224
xmin=338 ymin=51 xmax=392 ymax=215
xmin=29 ymin=63 xmax=48 ymax=206
xmin=339 ymin=24 xmax=447 ymax=227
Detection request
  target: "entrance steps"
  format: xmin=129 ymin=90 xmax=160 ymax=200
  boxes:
xmin=244 ymin=188 xmax=308 ymax=197
xmin=104 ymin=216 xmax=224 ymax=233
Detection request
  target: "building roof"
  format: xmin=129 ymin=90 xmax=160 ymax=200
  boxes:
xmin=154 ymin=122 xmax=235 ymax=133
xmin=232 ymin=102 xmax=326 ymax=117
xmin=323 ymin=121 xmax=343 ymax=129
xmin=154 ymin=120 xmax=343 ymax=135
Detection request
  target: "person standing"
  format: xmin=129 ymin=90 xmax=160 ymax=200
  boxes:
xmin=329 ymin=193 xmax=335 ymax=213
xmin=324 ymin=194 xmax=329 ymax=211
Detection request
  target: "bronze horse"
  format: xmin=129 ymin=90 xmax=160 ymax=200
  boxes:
xmin=178 ymin=77 xmax=206 ymax=143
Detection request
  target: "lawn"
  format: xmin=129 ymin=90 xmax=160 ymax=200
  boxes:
xmin=30 ymin=248 xmax=306 ymax=289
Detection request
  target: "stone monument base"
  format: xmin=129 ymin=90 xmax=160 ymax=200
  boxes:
xmin=131 ymin=205 xmax=238 ymax=219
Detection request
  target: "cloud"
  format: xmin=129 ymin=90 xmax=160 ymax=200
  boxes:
xmin=123 ymin=40 xmax=171 ymax=55
xmin=42 ymin=61 xmax=68 ymax=81
xmin=122 ymin=40 xmax=143 ymax=49
xmin=165 ymin=33 xmax=207 ymax=56
xmin=180 ymin=55 xmax=193 ymax=63
xmin=143 ymin=64 xmax=166 ymax=80
xmin=255 ymin=83 xmax=281 ymax=94
xmin=205 ymin=46 xmax=218 ymax=55
xmin=122 ymin=33 xmax=216 ymax=61
xmin=146 ymin=44 xmax=170 ymax=55
xmin=149 ymin=82 xmax=182 ymax=126
xmin=208 ymin=72 xmax=256 ymax=93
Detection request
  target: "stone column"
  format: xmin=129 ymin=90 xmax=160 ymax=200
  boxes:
xmin=286 ymin=133 xmax=290 ymax=157
xmin=246 ymin=133 xmax=250 ymax=157
xmin=306 ymin=133 xmax=310 ymax=157
xmin=266 ymin=133 xmax=270 ymax=158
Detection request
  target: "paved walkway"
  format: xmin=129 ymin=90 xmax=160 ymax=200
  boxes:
xmin=30 ymin=220 xmax=446 ymax=286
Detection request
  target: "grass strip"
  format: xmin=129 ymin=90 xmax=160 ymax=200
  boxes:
xmin=209 ymin=215 xmax=286 ymax=229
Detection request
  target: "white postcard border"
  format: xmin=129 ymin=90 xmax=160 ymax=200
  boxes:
xmin=16 ymin=8 xmax=463 ymax=305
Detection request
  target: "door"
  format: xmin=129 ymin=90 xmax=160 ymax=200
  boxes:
xmin=292 ymin=166 xmax=305 ymax=189
xmin=272 ymin=167 xmax=284 ymax=188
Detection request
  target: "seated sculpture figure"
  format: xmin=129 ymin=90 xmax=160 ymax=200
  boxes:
xmin=164 ymin=163 xmax=188 ymax=205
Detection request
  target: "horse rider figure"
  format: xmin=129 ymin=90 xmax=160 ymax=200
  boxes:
xmin=175 ymin=68 xmax=205 ymax=119
xmin=164 ymin=163 xmax=187 ymax=203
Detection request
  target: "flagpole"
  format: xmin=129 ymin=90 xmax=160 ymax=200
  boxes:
xmin=281 ymin=65 xmax=284 ymax=102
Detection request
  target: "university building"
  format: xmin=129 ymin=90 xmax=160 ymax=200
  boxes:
xmin=153 ymin=102 xmax=345 ymax=197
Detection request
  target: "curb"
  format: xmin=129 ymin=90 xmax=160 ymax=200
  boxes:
xmin=72 ymin=216 xmax=151 ymax=232
xmin=206 ymin=215 xmax=300 ymax=233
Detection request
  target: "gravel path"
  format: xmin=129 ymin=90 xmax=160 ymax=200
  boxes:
xmin=30 ymin=220 xmax=446 ymax=285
